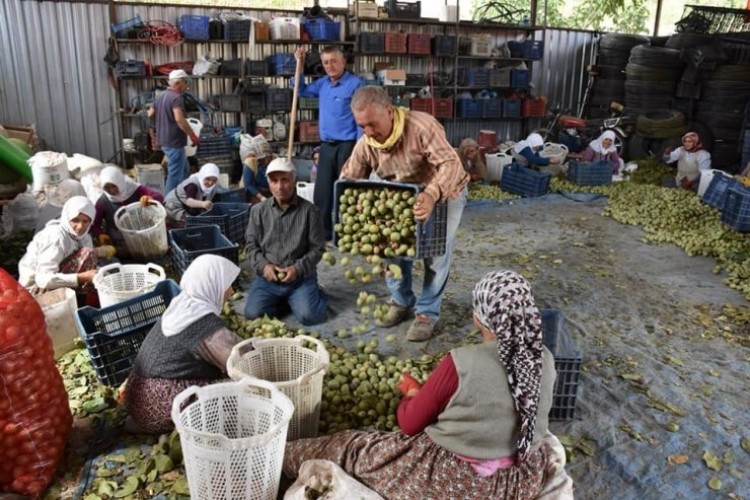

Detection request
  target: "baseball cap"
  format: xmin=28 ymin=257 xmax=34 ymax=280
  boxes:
xmin=266 ymin=158 xmax=296 ymax=176
xmin=168 ymin=69 xmax=190 ymax=81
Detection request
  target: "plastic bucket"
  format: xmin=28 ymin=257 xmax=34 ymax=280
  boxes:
xmin=185 ymin=118 xmax=203 ymax=157
xmin=227 ymin=335 xmax=329 ymax=441
xmin=486 ymin=152 xmax=513 ymax=182
xmin=93 ymin=262 xmax=166 ymax=308
xmin=171 ymin=379 xmax=294 ymax=500
xmin=114 ymin=200 xmax=168 ymax=261
xmin=35 ymin=288 xmax=78 ymax=359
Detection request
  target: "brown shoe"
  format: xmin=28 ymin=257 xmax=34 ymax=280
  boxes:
xmin=375 ymin=302 xmax=411 ymax=328
xmin=406 ymin=314 xmax=436 ymax=342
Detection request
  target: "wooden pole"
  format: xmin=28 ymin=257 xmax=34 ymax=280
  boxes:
xmin=287 ymin=50 xmax=304 ymax=159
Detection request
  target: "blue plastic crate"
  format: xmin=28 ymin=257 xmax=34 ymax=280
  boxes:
xmin=333 ymin=180 xmax=448 ymax=259
xmin=541 ymin=309 xmax=582 ymax=421
xmin=482 ymin=99 xmax=502 ymax=118
xmin=456 ymin=68 xmax=490 ymax=87
xmin=213 ymin=188 xmax=246 ymax=204
xmin=432 ymin=35 xmax=457 ymax=56
xmin=196 ymin=132 xmax=231 ymax=158
xmin=456 ymin=99 xmax=482 ymax=119
xmin=360 ymin=32 xmax=385 ymax=53
xmin=169 ymin=225 xmax=240 ymax=276
xmin=721 ymin=185 xmax=750 ymax=231
xmin=508 ymin=40 xmax=544 ymax=60
xmin=185 ymin=202 xmax=250 ymax=244
xmin=500 ymin=163 xmax=551 ymax=197
xmin=567 ymin=160 xmax=612 ymax=186
xmin=268 ymin=53 xmax=296 ymax=76
xmin=702 ymin=172 xmax=740 ymax=210
xmin=511 ymin=69 xmax=530 ymax=87
xmin=503 ymin=98 xmax=522 ymax=118
xmin=303 ymin=19 xmax=341 ymax=41
xmin=180 ymin=15 xmax=210 ymax=41
xmin=75 ymin=280 xmax=181 ymax=387
xmin=111 ymin=15 xmax=144 ymax=38
xmin=224 ymin=19 xmax=251 ymax=41
xmin=225 ymin=126 xmax=243 ymax=145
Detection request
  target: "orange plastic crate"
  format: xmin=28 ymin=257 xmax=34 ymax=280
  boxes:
xmin=522 ymin=97 xmax=547 ymax=118
xmin=298 ymin=121 xmax=320 ymax=143
xmin=385 ymin=32 xmax=408 ymax=53
xmin=408 ymin=33 xmax=431 ymax=55
xmin=410 ymin=98 xmax=453 ymax=118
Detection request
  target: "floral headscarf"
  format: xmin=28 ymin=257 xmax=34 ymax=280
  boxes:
xmin=472 ymin=270 xmax=544 ymax=461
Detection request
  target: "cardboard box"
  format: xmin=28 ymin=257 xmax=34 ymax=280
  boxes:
xmin=350 ymin=1 xmax=380 ymax=19
xmin=2 ymin=125 xmax=35 ymax=144
xmin=377 ymin=69 xmax=406 ymax=86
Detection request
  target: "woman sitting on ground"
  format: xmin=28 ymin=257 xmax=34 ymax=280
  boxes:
xmin=241 ymin=135 xmax=276 ymax=204
xmin=457 ymin=138 xmax=488 ymax=182
xmin=511 ymin=133 xmax=561 ymax=172
xmin=91 ymin=166 xmax=164 ymax=253
xmin=663 ymin=131 xmax=711 ymax=190
xmin=580 ymin=130 xmax=622 ymax=174
xmin=164 ymin=162 xmax=221 ymax=223
xmin=124 ymin=254 xmax=242 ymax=434
xmin=283 ymin=269 xmax=557 ymax=499
xmin=18 ymin=196 xmax=113 ymax=303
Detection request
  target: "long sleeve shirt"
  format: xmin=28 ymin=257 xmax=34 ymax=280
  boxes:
xmin=341 ymin=110 xmax=470 ymax=202
xmin=18 ymin=221 xmax=93 ymax=290
xmin=517 ymin=146 xmax=550 ymax=167
xmin=91 ymin=185 xmax=164 ymax=237
xmin=664 ymin=148 xmax=711 ymax=172
xmin=297 ymin=71 xmax=364 ymax=141
xmin=244 ymin=195 xmax=325 ymax=279
xmin=397 ymin=354 xmax=458 ymax=435
xmin=581 ymin=147 xmax=620 ymax=173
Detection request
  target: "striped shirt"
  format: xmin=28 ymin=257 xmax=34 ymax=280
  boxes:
xmin=341 ymin=110 xmax=469 ymax=202
xmin=244 ymin=195 xmax=325 ymax=279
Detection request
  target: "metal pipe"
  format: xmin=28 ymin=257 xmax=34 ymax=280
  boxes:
xmin=654 ymin=0 xmax=663 ymax=36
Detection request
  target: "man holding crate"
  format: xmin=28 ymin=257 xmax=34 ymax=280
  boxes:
xmin=341 ymin=86 xmax=469 ymax=341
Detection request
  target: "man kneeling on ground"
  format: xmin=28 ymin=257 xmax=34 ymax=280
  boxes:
xmin=243 ymin=158 xmax=328 ymax=325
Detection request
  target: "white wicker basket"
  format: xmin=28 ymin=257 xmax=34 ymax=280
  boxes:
xmin=227 ymin=335 xmax=329 ymax=441
xmin=93 ymin=262 xmax=166 ymax=308
xmin=113 ymin=200 xmax=168 ymax=261
xmin=171 ymin=379 xmax=294 ymax=500
xmin=540 ymin=142 xmax=569 ymax=164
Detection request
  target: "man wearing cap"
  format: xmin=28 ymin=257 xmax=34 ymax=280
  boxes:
xmin=294 ymin=46 xmax=364 ymax=243
xmin=243 ymin=158 xmax=328 ymax=326
xmin=148 ymin=69 xmax=200 ymax=193
xmin=241 ymin=135 xmax=276 ymax=204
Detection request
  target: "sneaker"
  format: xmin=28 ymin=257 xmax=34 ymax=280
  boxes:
xmin=375 ymin=302 xmax=411 ymax=328
xmin=406 ymin=314 xmax=436 ymax=342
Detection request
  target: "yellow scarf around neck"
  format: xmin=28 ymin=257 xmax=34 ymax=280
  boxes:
xmin=365 ymin=106 xmax=408 ymax=150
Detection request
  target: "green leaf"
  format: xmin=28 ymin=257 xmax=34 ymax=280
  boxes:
xmin=154 ymin=454 xmax=175 ymax=473
xmin=172 ymin=477 xmax=191 ymax=495
xmin=96 ymin=480 xmax=117 ymax=497
xmin=620 ymin=373 xmax=642 ymax=381
xmin=723 ymin=450 xmax=735 ymax=464
xmin=96 ymin=467 xmax=118 ymax=478
xmin=70 ymin=385 xmax=90 ymax=396
xmin=114 ymin=476 xmax=140 ymax=498
xmin=576 ymin=439 xmax=596 ymax=456
xmin=729 ymin=468 xmax=743 ymax=480
xmin=665 ymin=422 xmax=679 ymax=432
xmin=82 ymin=396 xmax=108 ymax=414
xmin=147 ymin=468 xmax=159 ymax=483
xmin=707 ymin=477 xmax=722 ymax=491
xmin=741 ymin=437 xmax=750 ymax=454
xmin=84 ymin=494 xmax=103 ymax=500
xmin=107 ymin=454 xmax=129 ymax=463
xmin=702 ymin=450 xmax=722 ymax=472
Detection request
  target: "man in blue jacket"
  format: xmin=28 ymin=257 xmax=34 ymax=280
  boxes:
xmin=294 ymin=46 xmax=364 ymax=243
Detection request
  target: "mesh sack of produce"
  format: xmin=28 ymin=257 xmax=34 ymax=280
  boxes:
xmin=0 ymin=268 xmax=72 ymax=496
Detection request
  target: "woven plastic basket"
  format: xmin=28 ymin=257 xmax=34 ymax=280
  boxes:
xmin=113 ymin=200 xmax=168 ymax=261
xmin=171 ymin=379 xmax=294 ymax=500
xmin=227 ymin=335 xmax=329 ymax=441
xmin=93 ymin=262 xmax=166 ymax=308
xmin=540 ymin=142 xmax=569 ymax=164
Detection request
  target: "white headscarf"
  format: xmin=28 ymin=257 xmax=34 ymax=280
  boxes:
xmin=195 ymin=163 xmax=220 ymax=196
xmin=589 ymin=130 xmax=617 ymax=155
xmin=513 ymin=133 xmax=544 ymax=153
xmin=59 ymin=196 xmax=96 ymax=240
xmin=161 ymin=254 xmax=240 ymax=337
xmin=100 ymin=166 xmax=140 ymax=203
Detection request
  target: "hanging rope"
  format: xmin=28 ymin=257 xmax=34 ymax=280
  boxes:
xmin=138 ymin=21 xmax=183 ymax=47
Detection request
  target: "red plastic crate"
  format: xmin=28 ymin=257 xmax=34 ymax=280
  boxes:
xmin=385 ymin=32 xmax=408 ymax=54
xmin=522 ymin=97 xmax=547 ymax=117
xmin=410 ymin=98 xmax=453 ymax=118
xmin=299 ymin=121 xmax=320 ymax=143
xmin=408 ymin=33 xmax=431 ymax=55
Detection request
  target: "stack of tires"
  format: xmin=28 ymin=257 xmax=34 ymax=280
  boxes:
xmin=628 ymin=110 xmax=687 ymax=161
xmin=624 ymin=45 xmax=685 ymax=117
xmin=697 ymin=64 xmax=750 ymax=171
xmin=587 ymin=34 xmax=649 ymax=118
xmin=664 ymin=33 xmax=725 ymax=117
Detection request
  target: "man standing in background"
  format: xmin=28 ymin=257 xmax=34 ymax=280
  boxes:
xmin=149 ymin=69 xmax=200 ymax=193
xmin=294 ymin=46 xmax=363 ymax=243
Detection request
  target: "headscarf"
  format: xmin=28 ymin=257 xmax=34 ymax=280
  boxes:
xmin=472 ymin=270 xmax=544 ymax=462
xmin=161 ymin=254 xmax=240 ymax=337
xmin=682 ymin=131 xmax=703 ymax=152
xmin=60 ymin=196 xmax=96 ymax=240
xmin=512 ymin=133 xmax=544 ymax=153
xmin=100 ymin=166 xmax=140 ymax=203
xmin=195 ymin=163 xmax=220 ymax=196
xmin=458 ymin=138 xmax=486 ymax=174
xmin=589 ymin=130 xmax=617 ymax=155
xmin=365 ymin=106 xmax=408 ymax=150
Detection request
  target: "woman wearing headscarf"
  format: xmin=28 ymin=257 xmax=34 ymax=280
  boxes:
xmin=91 ymin=166 xmax=164 ymax=251
xmin=581 ymin=130 xmax=622 ymax=174
xmin=124 ymin=254 xmax=242 ymax=434
xmin=164 ymin=162 xmax=221 ymax=223
xmin=282 ymin=270 xmax=557 ymax=499
xmin=19 ymin=196 xmax=110 ymax=298
xmin=457 ymin=138 xmax=488 ymax=182
xmin=663 ymin=131 xmax=711 ymax=190
xmin=511 ymin=132 xmax=561 ymax=170
xmin=241 ymin=135 xmax=276 ymax=204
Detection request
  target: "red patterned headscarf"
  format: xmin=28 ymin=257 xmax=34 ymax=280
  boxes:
xmin=682 ymin=131 xmax=703 ymax=152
